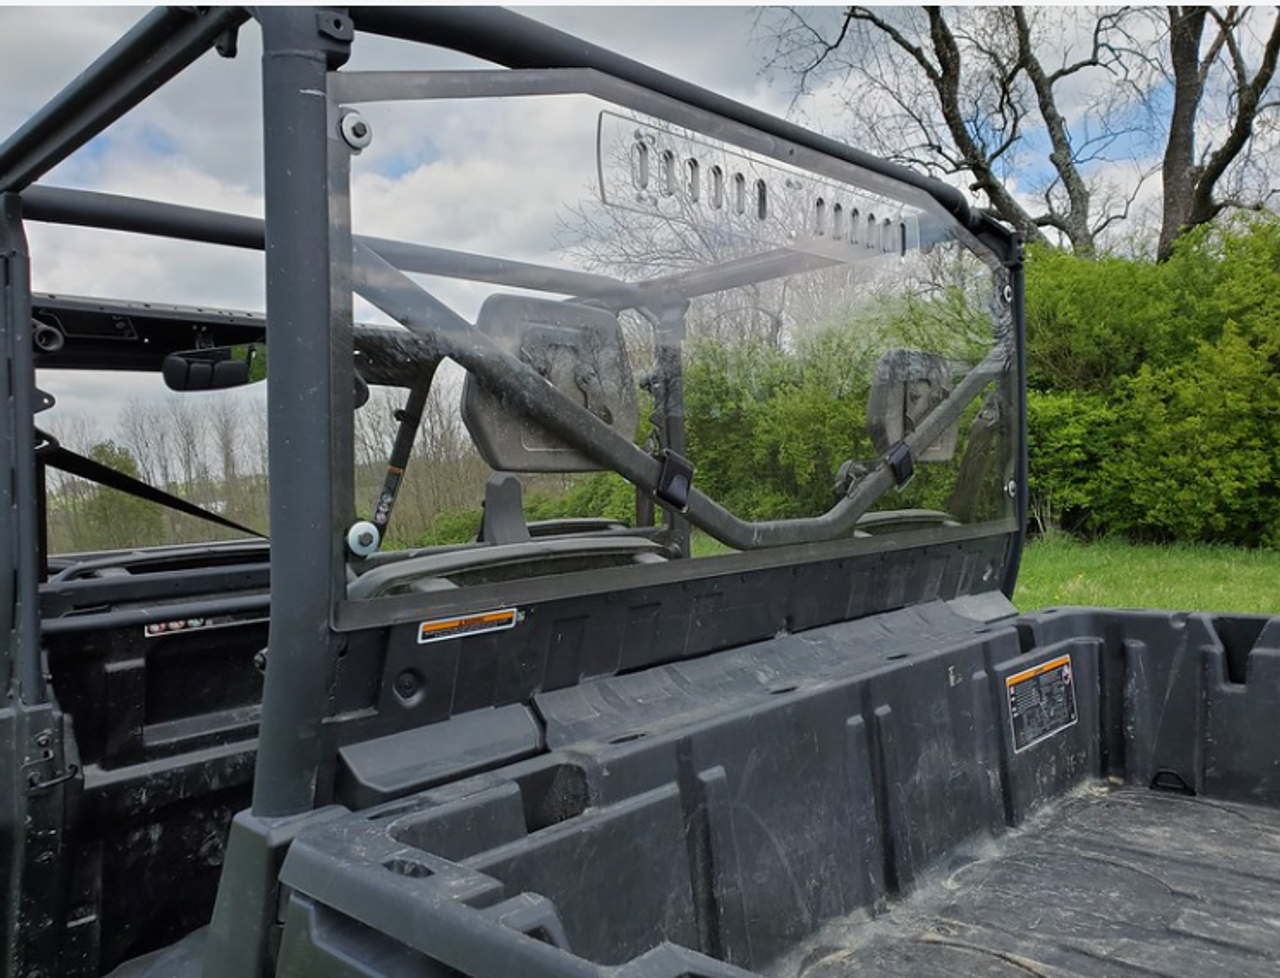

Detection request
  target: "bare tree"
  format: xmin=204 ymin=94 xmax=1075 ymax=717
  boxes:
xmin=43 ymin=413 xmax=103 ymax=553
xmin=118 ymin=396 xmax=175 ymax=488
xmin=165 ymin=397 xmax=211 ymax=494
xmin=1158 ymin=6 xmax=1280 ymax=258
xmin=759 ymin=6 xmax=1280 ymax=258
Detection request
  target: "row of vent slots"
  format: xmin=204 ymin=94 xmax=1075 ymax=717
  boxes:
xmin=631 ymin=142 xmax=906 ymax=255
xmin=632 ymin=143 xmax=766 ymax=219
xmin=815 ymin=198 xmax=907 ymax=255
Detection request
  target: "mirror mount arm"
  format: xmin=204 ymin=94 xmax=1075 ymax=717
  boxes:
xmin=369 ymin=374 xmax=435 ymax=543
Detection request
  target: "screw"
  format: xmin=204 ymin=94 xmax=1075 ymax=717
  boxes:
xmin=393 ymin=670 xmax=420 ymax=702
xmin=1006 ymin=479 xmax=1018 ymax=497
xmin=253 ymin=649 xmax=268 ymax=672
xmin=339 ymin=112 xmax=372 ymax=152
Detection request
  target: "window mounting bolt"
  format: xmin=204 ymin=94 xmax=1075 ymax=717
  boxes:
xmin=340 ymin=112 xmax=372 ymax=153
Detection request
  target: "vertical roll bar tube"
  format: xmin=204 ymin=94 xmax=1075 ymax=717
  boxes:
xmin=250 ymin=9 xmax=351 ymax=818
xmin=0 ymin=195 xmax=42 ymax=702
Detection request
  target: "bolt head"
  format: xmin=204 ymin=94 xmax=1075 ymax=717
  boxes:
xmin=339 ymin=112 xmax=373 ymax=152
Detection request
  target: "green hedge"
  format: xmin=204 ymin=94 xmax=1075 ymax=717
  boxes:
xmin=1026 ymin=215 xmax=1280 ymax=546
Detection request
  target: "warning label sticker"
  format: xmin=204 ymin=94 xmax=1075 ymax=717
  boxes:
xmin=144 ymin=611 xmax=267 ymax=639
xmin=1006 ymin=653 xmax=1077 ymax=753
xmin=417 ymin=608 xmax=520 ymax=645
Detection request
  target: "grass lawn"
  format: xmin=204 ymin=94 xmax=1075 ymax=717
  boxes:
xmin=691 ymin=530 xmax=1277 ymax=614
xmin=1015 ymin=535 xmax=1280 ymax=615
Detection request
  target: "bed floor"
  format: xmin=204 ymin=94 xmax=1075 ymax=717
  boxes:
xmin=785 ymin=784 xmax=1280 ymax=978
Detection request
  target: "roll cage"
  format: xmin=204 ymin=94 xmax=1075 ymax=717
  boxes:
xmin=0 ymin=9 xmax=1026 ymax=977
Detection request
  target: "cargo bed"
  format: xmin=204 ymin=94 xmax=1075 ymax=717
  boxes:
xmin=260 ymin=601 xmax=1280 ymax=977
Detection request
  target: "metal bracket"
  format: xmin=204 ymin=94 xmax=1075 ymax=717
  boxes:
xmin=21 ymin=747 xmax=79 ymax=796
xmin=655 ymin=449 xmax=694 ymax=512
xmin=215 ymin=23 xmax=241 ymax=58
xmin=833 ymin=459 xmax=870 ymax=497
xmin=25 ymin=763 xmax=79 ymax=795
xmin=316 ymin=10 xmax=354 ymax=42
xmin=885 ymin=441 xmax=915 ymax=488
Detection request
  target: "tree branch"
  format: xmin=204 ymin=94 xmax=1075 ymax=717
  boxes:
xmin=848 ymin=7 xmax=941 ymax=83
xmin=1014 ymin=8 xmax=1095 ymax=253
xmin=1196 ymin=7 xmax=1280 ymax=220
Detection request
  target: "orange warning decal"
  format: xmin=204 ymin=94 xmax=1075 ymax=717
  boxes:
xmin=1007 ymin=653 xmax=1072 ymax=687
xmin=1006 ymin=652 xmax=1077 ymax=753
xmin=417 ymin=608 xmax=519 ymax=644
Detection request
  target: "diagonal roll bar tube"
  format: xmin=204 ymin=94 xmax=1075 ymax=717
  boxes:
xmin=352 ymin=242 xmax=1011 ymax=551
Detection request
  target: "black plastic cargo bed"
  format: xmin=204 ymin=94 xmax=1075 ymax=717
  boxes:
xmin=251 ymin=599 xmax=1280 ymax=977
xmin=786 ymin=784 xmax=1280 ymax=977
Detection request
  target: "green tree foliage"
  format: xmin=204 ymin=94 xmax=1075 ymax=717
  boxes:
xmin=681 ymin=313 xmax=983 ymax=523
xmin=81 ymin=441 xmax=166 ymax=550
xmin=684 ymin=330 xmax=873 ymax=520
xmin=1026 ymin=215 xmax=1280 ymax=545
xmin=1026 ymin=250 xmax=1187 ymax=390
xmin=1026 ymin=390 xmax=1115 ymax=534
xmin=1099 ymin=325 xmax=1280 ymax=545
xmin=526 ymin=473 xmax=637 ymax=526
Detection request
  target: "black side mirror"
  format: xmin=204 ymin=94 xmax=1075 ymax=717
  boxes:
xmin=162 ymin=343 xmax=265 ymax=391
xmin=461 ymin=295 xmax=637 ymax=472
xmin=867 ymin=349 xmax=957 ymax=463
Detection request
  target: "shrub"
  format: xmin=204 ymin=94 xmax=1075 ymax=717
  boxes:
xmin=1097 ymin=324 xmax=1280 ymax=545
xmin=1026 ymin=390 xmax=1116 ymax=534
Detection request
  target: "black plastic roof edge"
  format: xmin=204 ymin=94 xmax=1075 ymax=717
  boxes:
xmin=351 ymin=6 xmax=1013 ymax=253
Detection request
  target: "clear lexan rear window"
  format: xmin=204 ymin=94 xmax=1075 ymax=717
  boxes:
xmin=331 ymin=72 xmax=1018 ymax=604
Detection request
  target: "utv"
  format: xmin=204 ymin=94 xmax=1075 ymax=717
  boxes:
xmin=3 ymin=8 xmax=1278 ymax=978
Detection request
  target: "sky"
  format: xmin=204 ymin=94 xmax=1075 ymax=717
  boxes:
xmin=3 ymin=6 xmax=1237 ymax=435
xmin=0 ymin=6 xmax=825 ymax=430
